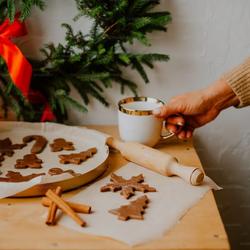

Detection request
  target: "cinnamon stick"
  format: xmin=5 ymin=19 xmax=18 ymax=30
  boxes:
xmin=46 ymin=186 xmax=62 ymax=225
xmin=42 ymin=197 xmax=91 ymax=214
xmin=46 ymin=189 xmax=86 ymax=227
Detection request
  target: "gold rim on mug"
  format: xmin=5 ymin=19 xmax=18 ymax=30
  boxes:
xmin=118 ymin=97 xmax=164 ymax=116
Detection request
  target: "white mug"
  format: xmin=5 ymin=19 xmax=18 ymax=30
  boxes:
xmin=118 ymin=97 xmax=173 ymax=147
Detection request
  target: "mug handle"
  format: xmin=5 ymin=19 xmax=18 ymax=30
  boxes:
xmin=160 ymin=130 xmax=175 ymax=141
xmin=159 ymin=120 xmax=175 ymax=142
xmin=159 ymin=113 xmax=185 ymax=142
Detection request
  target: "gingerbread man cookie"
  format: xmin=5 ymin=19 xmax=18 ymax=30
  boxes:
xmin=23 ymin=135 xmax=48 ymax=154
xmin=0 ymin=171 xmax=45 ymax=183
xmin=50 ymin=138 xmax=75 ymax=152
xmin=59 ymin=147 xmax=97 ymax=164
xmin=15 ymin=154 xmax=43 ymax=169
xmin=0 ymin=138 xmax=26 ymax=166
xmin=100 ymin=173 xmax=156 ymax=199
xmin=109 ymin=195 xmax=149 ymax=221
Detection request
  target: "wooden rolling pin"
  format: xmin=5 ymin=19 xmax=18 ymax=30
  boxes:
xmin=106 ymin=137 xmax=204 ymax=186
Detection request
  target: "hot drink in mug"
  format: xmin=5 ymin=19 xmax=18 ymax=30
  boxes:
xmin=118 ymin=97 xmax=173 ymax=147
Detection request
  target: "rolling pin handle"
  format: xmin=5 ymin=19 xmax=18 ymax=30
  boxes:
xmin=190 ymin=168 xmax=205 ymax=186
xmin=168 ymin=161 xmax=204 ymax=186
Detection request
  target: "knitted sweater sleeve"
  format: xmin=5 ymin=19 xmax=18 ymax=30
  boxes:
xmin=222 ymin=58 xmax=250 ymax=108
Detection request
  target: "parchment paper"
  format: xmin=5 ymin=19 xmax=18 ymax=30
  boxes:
xmin=0 ymin=175 xmax=43 ymax=198
xmin=59 ymin=162 xmax=221 ymax=246
xmin=0 ymin=122 xmax=108 ymax=198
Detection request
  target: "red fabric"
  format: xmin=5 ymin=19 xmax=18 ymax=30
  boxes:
xmin=40 ymin=103 xmax=56 ymax=122
xmin=0 ymin=16 xmax=55 ymax=122
xmin=0 ymin=16 xmax=31 ymax=96
xmin=28 ymin=90 xmax=55 ymax=122
xmin=28 ymin=89 xmax=46 ymax=104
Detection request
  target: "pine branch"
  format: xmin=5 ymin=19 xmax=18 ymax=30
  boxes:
xmin=0 ymin=0 xmax=45 ymax=22
xmin=77 ymin=72 xmax=110 ymax=82
xmin=131 ymin=58 xmax=149 ymax=83
xmin=55 ymin=89 xmax=87 ymax=113
xmin=0 ymin=0 xmax=171 ymax=122
xmin=112 ymin=76 xmax=138 ymax=95
xmin=0 ymin=84 xmax=9 ymax=118
xmin=7 ymin=0 xmax=15 ymax=23
xmin=20 ymin=0 xmax=46 ymax=21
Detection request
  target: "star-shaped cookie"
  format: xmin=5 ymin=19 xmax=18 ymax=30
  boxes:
xmin=100 ymin=173 xmax=156 ymax=199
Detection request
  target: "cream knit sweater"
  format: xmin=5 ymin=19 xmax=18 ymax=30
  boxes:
xmin=223 ymin=57 xmax=250 ymax=108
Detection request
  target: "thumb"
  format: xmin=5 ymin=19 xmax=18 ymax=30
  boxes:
xmin=153 ymin=103 xmax=180 ymax=118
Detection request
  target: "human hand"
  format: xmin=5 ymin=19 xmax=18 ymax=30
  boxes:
xmin=153 ymin=79 xmax=239 ymax=139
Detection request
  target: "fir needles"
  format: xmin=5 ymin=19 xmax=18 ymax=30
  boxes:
xmin=0 ymin=0 xmax=171 ymax=122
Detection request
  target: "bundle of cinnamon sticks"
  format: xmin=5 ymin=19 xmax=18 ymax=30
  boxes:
xmin=42 ymin=186 xmax=91 ymax=227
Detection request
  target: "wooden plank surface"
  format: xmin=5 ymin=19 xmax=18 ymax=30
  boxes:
xmin=0 ymin=125 xmax=230 ymax=250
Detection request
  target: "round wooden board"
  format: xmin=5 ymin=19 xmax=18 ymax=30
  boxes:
xmin=14 ymin=159 xmax=108 ymax=197
xmin=0 ymin=122 xmax=109 ymax=197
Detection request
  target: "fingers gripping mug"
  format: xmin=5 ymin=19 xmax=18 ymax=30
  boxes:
xmin=118 ymin=97 xmax=173 ymax=147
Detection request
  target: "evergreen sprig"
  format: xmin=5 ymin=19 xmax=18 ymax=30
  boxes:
xmin=0 ymin=0 xmax=171 ymax=122
xmin=0 ymin=0 xmax=45 ymax=23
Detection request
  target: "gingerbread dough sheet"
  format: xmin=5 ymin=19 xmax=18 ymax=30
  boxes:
xmin=59 ymin=163 xmax=220 ymax=246
xmin=0 ymin=122 xmax=108 ymax=198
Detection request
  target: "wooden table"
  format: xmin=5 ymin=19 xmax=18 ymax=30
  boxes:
xmin=0 ymin=125 xmax=230 ymax=250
